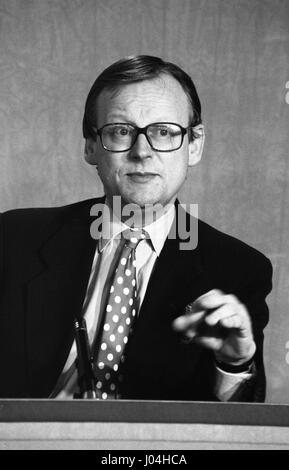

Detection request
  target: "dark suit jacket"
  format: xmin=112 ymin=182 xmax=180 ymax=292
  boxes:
xmin=0 ymin=198 xmax=272 ymax=400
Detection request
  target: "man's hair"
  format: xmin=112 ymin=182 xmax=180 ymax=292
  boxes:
xmin=83 ymin=55 xmax=202 ymax=141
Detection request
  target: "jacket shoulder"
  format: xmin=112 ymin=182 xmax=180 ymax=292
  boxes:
xmin=0 ymin=198 xmax=101 ymax=248
xmin=1 ymin=197 xmax=98 ymax=221
xmin=197 ymin=217 xmax=272 ymax=275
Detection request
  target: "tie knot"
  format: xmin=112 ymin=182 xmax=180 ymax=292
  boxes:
xmin=122 ymin=228 xmax=148 ymax=248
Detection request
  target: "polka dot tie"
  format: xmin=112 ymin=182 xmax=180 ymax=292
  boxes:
xmin=94 ymin=229 xmax=146 ymax=399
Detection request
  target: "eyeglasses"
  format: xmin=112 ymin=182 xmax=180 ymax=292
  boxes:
xmin=93 ymin=122 xmax=192 ymax=152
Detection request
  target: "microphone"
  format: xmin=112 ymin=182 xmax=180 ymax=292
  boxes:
xmin=74 ymin=317 xmax=97 ymax=399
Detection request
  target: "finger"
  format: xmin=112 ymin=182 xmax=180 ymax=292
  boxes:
xmin=205 ymin=303 xmax=240 ymax=326
xmin=172 ymin=310 xmax=206 ymax=332
xmin=205 ymin=303 xmax=249 ymax=333
xmin=197 ymin=289 xmax=224 ymax=300
xmin=195 ymin=291 xmax=239 ymax=311
xmin=193 ymin=336 xmax=223 ymax=351
xmin=219 ymin=315 xmax=242 ymax=329
xmin=193 ymin=289 xmax=223 ymax=308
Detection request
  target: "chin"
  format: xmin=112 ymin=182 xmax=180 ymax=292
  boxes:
xmin=122 ymin=194 xmax=163 ymax=208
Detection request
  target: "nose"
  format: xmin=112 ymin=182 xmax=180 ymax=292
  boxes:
xmin=129 ymin=133 xmax=152 ymax=160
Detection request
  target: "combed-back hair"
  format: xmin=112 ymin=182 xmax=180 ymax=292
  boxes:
xmin=83 ymin=55 xmax=202 ymax=141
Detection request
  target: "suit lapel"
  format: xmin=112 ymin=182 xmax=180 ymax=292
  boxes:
xmin=123 ymin=206 xmax=215 ymax=391
xmin=25 ymin=199 xmax=99 ymax=396
xmin=139 ymin=203 xmax=209 ymax=321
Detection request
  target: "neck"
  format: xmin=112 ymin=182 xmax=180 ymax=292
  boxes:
xmin=106 ymin=196 xmax=176 ymax=228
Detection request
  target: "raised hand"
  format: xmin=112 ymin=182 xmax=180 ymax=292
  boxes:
xmin=172 ymin=289 xmax=256 ymax=365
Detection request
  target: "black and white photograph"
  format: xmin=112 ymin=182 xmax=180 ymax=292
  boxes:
xmin=0 ymin=0 xmax=288 ymax=452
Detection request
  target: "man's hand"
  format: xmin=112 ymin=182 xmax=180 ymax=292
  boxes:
xmin=172 ymin=289 xmax=256 ymax=366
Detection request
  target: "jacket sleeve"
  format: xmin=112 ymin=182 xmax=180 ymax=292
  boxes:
xmin=231 ymin=253 xmax=273 ymax=402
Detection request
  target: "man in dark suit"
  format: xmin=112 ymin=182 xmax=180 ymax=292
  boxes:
xmin=0 ymin=55 xmax=272 ymax=401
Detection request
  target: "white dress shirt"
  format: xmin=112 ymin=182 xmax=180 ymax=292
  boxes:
xmin=52 ymin=202 xmax=252 ymax=400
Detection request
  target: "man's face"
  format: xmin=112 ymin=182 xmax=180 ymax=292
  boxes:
xmin=86 ymin=74 xmax=204 ymax=209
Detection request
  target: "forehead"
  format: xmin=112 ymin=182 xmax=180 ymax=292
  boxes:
xmin=96 ymin=74 xmax=192 ymax=125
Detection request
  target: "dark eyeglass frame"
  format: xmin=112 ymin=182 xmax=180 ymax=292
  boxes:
xmin=92 ymin=122 xmax=193 ymax=152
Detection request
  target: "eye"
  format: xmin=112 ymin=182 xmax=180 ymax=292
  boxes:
xmin=117 ymin=127 xmax=129 ymax=136
xmin=151 ymin=126 xmax=170 ymax=138
xmin=159 ymin=128 xmax=168 ymax=136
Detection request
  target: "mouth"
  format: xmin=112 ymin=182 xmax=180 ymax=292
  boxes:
xmin=126 ymin=172 xmax=159 ymax=183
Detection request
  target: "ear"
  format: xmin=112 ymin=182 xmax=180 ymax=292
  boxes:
xmin=188 ymin=125 xmax=205 ymax=167
xmin=84 ymin=138 xmax=98 ymax=165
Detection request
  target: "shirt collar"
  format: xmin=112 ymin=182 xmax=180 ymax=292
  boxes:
xmin=143 ymin=204 xmax=175 ymax=256
xmin=98 ymin=199 xmax=175 ymax=257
